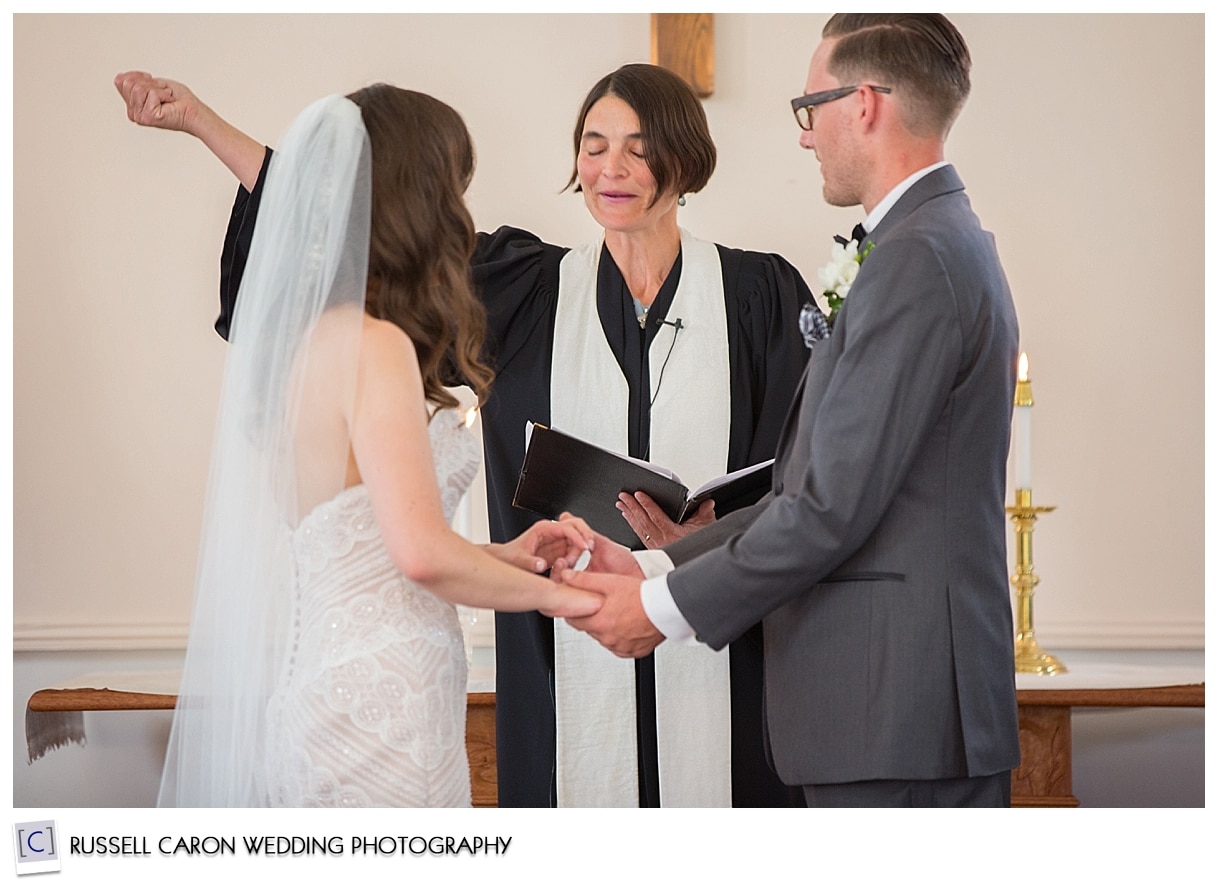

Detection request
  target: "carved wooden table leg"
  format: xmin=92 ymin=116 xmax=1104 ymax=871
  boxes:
xmin=1012 ymin=704 xmax=1078 ymax=807
xmin=466 ymin=693 xmax=498 ymax=807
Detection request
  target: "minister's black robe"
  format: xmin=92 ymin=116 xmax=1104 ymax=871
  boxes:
xmin=216 ymin=148 xmax=810 ymax=807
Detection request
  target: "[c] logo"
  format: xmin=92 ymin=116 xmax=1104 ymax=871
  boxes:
xmin=12 ymin=820 xmax=61 ymax=876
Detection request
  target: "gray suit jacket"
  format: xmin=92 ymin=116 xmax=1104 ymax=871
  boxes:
xmin=665 ymin=165 xmax=1021 ymax=786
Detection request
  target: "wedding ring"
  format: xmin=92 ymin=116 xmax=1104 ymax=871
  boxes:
xmin=645 ymin=534 xmax=652 ymax=543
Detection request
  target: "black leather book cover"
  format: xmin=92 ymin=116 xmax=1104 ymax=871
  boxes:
xmin=512 ymin=424 xmax=771 ymax=550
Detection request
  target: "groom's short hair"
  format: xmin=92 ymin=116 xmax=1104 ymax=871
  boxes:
xmin=822 ymin=13 xmax=971 ymax=140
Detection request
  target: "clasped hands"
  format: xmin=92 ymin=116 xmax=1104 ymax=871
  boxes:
xmin=559 ymin=492 xmax=711 ymax=657
xmin=521 ymin=491 xmax=714 ymax=658
xmin=486 ymin=509 xmax=660 ymax=658
xmin=550 ymin=518 xmax=664 ymax=660
xmin=490 ymin=491 xmax=713 ymax=657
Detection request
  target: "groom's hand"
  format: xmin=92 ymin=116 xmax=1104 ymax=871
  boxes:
xmin=560 ymin=570 xmax=663 ymax=659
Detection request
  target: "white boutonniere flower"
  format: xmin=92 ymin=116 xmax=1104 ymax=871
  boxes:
xmin=817 ymin=237 xmax=874 ymax=324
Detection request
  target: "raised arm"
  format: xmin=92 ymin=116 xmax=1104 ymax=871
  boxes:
xmin=114 ymin=71 xmax=265 ymax=191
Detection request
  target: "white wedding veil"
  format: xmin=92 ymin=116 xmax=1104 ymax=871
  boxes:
xmin=159 ymin=95 xmax=371 ymax=806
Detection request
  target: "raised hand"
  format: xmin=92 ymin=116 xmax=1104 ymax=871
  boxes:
xmin=112 ymin=71 xmax=265 ymax=191
xmin=618 ymin=492 xmax=715 ymax=549
xmin=114 ymin=71 xmax=205 ymax=134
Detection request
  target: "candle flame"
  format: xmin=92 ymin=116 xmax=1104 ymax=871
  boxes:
xmin=1018 ymin=352 xmax=1029 ymax=383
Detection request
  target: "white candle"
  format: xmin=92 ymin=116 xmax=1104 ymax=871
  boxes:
xmin=1013 ymin=352 xmax=1032 ymax=489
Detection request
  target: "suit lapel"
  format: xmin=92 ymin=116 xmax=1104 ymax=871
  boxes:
xmin=770 ymin=166 xmax=966 ymax=486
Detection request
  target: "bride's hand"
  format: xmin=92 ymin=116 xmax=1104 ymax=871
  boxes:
xmin=485 ymin=515 xmax=594 ymax=574
xmin=538 ymin=584 xmax=604 ymax=619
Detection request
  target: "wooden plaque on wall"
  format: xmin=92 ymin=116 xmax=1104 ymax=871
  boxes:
xmin=651 ymin=13 xmax=714 ymax=98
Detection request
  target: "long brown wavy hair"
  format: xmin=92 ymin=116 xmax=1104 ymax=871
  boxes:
xmin=346 ymin=84 xmax=493 ymax=411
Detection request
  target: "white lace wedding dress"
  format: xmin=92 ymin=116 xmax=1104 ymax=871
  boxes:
xmin=264 ymin=407 xmax=481 ymax=807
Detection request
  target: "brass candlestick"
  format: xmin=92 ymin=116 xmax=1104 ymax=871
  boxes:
xmin=1006 ymin=487 xmax=1065 ymax=675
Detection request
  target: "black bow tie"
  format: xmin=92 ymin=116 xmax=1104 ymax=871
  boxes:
xmin=834 ymin=223 xmax=868 ymax=247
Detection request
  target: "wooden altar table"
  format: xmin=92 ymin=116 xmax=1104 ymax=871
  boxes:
xmin=29 ymin=655 xmax=1202 ymax=808
xmin=1012 ymin=655 xmax=1203 ymax=807
xmin=25 ymin=669 xmax=502 ymax=807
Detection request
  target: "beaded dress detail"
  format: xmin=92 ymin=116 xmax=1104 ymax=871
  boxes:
xmin=265 ymin=407 xmax=481 ymax=807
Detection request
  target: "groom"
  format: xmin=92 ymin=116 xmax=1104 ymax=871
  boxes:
xmin=561 ymin=13 xmax=1021 ymax=807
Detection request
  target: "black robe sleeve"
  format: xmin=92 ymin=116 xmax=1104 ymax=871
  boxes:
xmin=718 ymin=245 xmax=815 ymax=471
xmin=468 ymin=226 xmax=566 ymax=544
xmin=216 ymin=147 xmax=273 ymax=341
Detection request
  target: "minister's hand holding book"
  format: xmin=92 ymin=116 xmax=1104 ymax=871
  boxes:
xmin=513 ymin=423 xmax=773 ymax=550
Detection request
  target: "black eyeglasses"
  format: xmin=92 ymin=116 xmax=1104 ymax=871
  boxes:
xmin=791 ymin=84 xmax=892 ymax=131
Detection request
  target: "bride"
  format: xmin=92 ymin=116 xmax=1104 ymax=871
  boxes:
xmin=151 ymin=86 xmax=600 ymax=807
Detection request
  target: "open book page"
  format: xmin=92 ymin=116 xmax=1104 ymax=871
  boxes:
xmin=688 ymin=458 xmax=772 ymax=499
xmin=684 ymin=458 xmax=775 ymax=515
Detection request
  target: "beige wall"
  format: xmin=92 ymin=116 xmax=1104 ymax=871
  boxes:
xmin=12 ymin=13 xmax=1204 ymax=652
